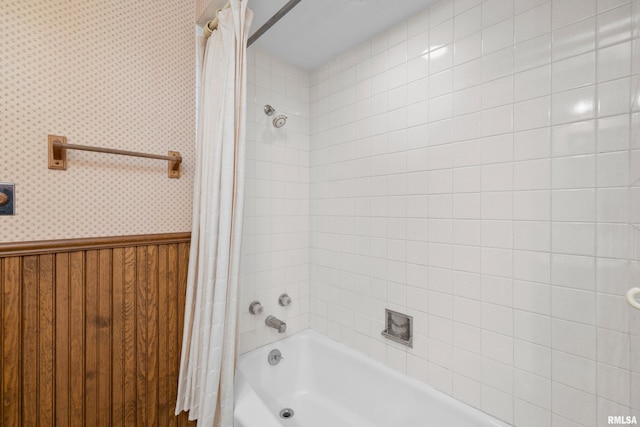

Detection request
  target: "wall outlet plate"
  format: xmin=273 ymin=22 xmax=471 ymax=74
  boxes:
xmin=0 ymin=183 xmax=15 ymax=215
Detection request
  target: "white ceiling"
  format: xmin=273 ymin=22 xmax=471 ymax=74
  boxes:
xmin=247 ymin=0 xmax=437 ymax=70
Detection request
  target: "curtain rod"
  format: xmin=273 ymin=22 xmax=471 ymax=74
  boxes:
xmin=204 ymin=0 xmax=302 ymax=47
xmin=247 ymin=0 xmax=302 ymax=47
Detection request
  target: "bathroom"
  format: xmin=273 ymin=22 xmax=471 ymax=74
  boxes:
xmin=1 ymin=0 xmax=638 ymax=426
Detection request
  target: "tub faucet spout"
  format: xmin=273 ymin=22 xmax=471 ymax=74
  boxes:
xmin=265 ymin=315 xmax=286 ymax=333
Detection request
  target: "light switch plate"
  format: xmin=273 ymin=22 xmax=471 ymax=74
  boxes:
xmin=0 ymin=183 xmax=15 ymax=215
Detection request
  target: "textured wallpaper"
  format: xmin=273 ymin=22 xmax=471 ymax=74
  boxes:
xmin=0 ymin=0 xmax=195 ymax=242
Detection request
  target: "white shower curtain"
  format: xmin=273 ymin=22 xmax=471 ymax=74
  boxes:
xmin=176 ymin=1 xmax=252 ymax=426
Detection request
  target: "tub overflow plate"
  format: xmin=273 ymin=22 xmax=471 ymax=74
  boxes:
xmin=268 ymin=349 xmax=283 ymax=365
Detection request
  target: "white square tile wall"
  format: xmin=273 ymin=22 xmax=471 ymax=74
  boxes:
xmin=307 ymin=0 xmax=640 ymax=426
xmin=237 ymin=49 xmax=311 ymax=353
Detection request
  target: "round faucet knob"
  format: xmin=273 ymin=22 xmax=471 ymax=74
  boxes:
xmin=249 ymin=301 xmax=263 ymax=315
xmin=279 ymin=293 xmax=292 ymax=307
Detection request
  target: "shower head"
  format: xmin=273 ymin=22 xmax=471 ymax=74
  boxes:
xmin=264 ymin=104 xmax=287 ymax=128
xmin=273 ymin=114 xmax=287 ymax=128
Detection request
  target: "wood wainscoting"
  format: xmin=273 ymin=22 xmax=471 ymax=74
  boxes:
xmin=0 ymin=233 xmax=197 ymax=426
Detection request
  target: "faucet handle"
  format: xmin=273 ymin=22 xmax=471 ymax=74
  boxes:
xmin=278 ymin=293 xmax=292 ymax=307
xmin=249 ymin=300 xmax=263 ymax=315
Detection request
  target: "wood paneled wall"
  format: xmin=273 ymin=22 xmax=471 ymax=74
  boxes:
xmin=0 ymin=233 xmax=197 ymax=426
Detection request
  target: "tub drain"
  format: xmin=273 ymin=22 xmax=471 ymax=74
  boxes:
xmin=279 ymin=408 xmax=294 ymax=419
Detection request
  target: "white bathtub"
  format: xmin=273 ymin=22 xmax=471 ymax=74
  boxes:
xmin=234 ymin=329 xmax=508 ymax=427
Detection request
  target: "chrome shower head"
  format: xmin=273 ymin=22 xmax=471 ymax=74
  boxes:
xmin=273 ymin=114 xmax=287 ymax=128
xmin=264 ymin=104 xmax=287 ymax=128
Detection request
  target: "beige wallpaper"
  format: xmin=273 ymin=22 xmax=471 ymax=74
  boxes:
xmin=0 ymin=0 xmax=195 ymax=242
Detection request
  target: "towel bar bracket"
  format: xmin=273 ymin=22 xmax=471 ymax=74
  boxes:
xmin=48 ymin=135 xmax=67 ymax=170
xmin=47 ymin=134 xmax=181 ymax=179
xmin=168 ymin=151 xmax=181 ymax=179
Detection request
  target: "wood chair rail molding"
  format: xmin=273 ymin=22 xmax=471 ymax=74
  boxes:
xmin=0 ymin=232 xmax=191 ymax=257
